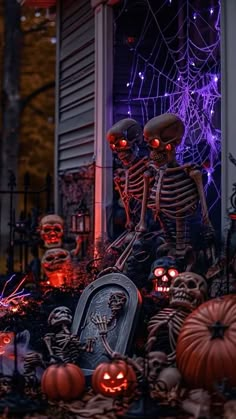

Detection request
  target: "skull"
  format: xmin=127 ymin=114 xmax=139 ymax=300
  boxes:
xmin=107 ymin=118 xmax=142 ymax=167
xmin=39 ymin=214 xmax=64 ymax=248
xmin=108 ymin=292 xmax=127 ymax=315
xmin=148 ymin=256 xmax=180 ymax=295
xmin=147 ymin=351 xmax=168 ymax=383
xmin=169 ymin=272 xmax=208 ymax=310
xmin=48 ymin=306 xmax=72 ymax=327
xmin=143 ymin=113 xmax=184 ymax=167
xmin=41 ymin=248 xmax=72 ymax=286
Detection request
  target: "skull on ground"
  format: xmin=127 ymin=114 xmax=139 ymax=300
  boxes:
xmin=147 ymin=351 xmax=168 ymax=384
xmin=169 ymin=272 xmax=208 ymax=310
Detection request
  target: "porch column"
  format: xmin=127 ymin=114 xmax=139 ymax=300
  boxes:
xmin=91 ymin=0 xmax=120 ymax=245
xmin=221 ymin=0 xmax=236 ymax=234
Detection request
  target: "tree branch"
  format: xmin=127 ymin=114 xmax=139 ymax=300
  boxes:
xmin=20 ymin=81 xmax=55 ymax=112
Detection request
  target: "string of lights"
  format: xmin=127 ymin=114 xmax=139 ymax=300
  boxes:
xmin=114 ymin=0 xmax=221 ymax=216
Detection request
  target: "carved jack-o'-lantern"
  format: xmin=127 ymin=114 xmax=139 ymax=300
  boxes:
xmin=92 ymin=360 xmax=137 ymax=397
xmin=39 ymin=214 xmax=64 ymax=248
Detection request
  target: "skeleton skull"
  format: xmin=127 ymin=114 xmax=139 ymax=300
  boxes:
xmin=107 ymin=118 xmax=142 ymax=167
xmin=41 ymin=248 xmax=72 ymax=286
xmin=108 ymin=292 xmax=127 ymax=315
xmin=169 ymin=272 xmax=208 ymax=310
xmin=147 ymin=351 xmax=168 ymax=384
xmin=39 ymin=214 xmax=64 ymax=248
xmin=48 ymin=306 xmax=72 ymax=327
xmin=149 ymin=256 xmax=180 ymax=295
xmin=143 ymin=113 xmax=184 ymax=167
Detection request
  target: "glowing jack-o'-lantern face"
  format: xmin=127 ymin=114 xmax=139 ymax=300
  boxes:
xmin=92 ymin=360 xmax=137 ymax=397
xmin=0 ymin=332 xmax=14 ymax=355
xmin=148 ymin=256 xmax=180 ymax=296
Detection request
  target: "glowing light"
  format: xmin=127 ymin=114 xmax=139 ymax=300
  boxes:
xmin=50 ymin=37 xmax=57 ymax=44
xmin=157 ymin=286 xmax=169 ymax=292
xmin=213 ymin=75 xmax=219 ymax=82
xmin=126 ymin=82 xmax=130 ymax=87
xmin=210 ymin=8 xmax=214 ymax=15
xmin=34 ymin=11 xmax=41 ymax=17
xmin=0 ymin=275 xmax=30 ymax=313
xmin=193 ymin=13 xmax=197 ymax=20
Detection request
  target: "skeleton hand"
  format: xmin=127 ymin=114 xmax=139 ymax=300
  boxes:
xmin=91 ymin=314 xmax=108 ymax=336
xmin=84 ymin=338 xmax=96 ymax=353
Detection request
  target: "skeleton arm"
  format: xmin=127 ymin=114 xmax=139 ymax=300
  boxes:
xmin=136 ymin=170 xmax=152 ymax=233
xmin=188 ymin=167 xmax=211 ymax=225
xmin=114 ymin=173 xmax=133 ymax=230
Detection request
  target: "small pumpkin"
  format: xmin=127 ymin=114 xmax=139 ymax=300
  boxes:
xmin=92 ymin=359 xmax=137 ymax=397
xmin=176 ymin=296 xmax=236 ymax=391
xmin=41 ymin=363 xmax=85 ymax=401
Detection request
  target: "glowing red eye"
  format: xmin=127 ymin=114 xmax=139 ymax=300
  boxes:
xmin=151 ymin=138 xmax=160 ymax=148
xmin=110 ymin=144 xmax=116 ymax=150
xmin=154 ymin=267 xmax=165 ymax=277
xmin=3 ymin=336 xmax=11 ymax=344
xmin=118 ymin=139 xmax=128 ymax=148
xmin=165 ymin=144 xmax=172 ymax=151
xmin=168 ymin=269 xmax=179 ymax=278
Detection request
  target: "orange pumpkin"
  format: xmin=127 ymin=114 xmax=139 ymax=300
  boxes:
xmin=176 ymin=296 xmax=236 ymax=391
xmin=41 ymin=363 xmax=85 ymax=401
xmin=92 ymin=359 xmax=137 ymax=397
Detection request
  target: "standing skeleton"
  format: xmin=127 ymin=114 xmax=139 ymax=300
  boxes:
xmin=136 ymin=113 xmax=215 ymax=261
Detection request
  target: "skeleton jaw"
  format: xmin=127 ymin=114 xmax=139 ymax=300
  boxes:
xmin=170 ymin=290 xmax=197 ymax=309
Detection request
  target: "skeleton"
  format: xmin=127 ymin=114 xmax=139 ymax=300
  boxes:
xmin=90 ymin=292 xmax=127 ymax=355
xmin=146 ymin=272 xmax=208 ymax=364
xmin=137 ymin=113 xmax=215 ymax=262
xmin=44 ymin=306 xmax=94 ymax=363
xmin=41 ymin=248 xmax=73 ymax=286
xmin=39 ymin=214 xmax=64 ymax=248
xmin=105 ymin=119 xmax=150 ymax=271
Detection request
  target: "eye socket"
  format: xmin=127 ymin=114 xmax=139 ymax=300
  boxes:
xmin=46 ymin=256 xmax=54 ymax=262
xmin=118 ymin=139 xmax=128 ymax=148
xmin=103 ymin=373 xmax=111 ymax=380
xmin=116 ymin=372 xmax=124 ymax=379
xmin=3 ymin=336 xmax=11 ymax=344
xmin=110 ymin=143 xmax=116 ymax=150
xmin=154 ymin=267 xmax=165 ymax=277
xmin=168 ymin=268 xmax=179 ymax=278
xmin=188 ymin=280 xmax=196 ymax=289
xmin=54 ymin=227 xmax=62 ymax=233
xmin=59 ymin=253 xmax=67 ymax=259
xmin=165 ymin=144 xmax=172 ymax=151
xmin=43 ymin=227 xmax=51 ymax=233
xmin=151 ymin=138 xmax=160 ymax=148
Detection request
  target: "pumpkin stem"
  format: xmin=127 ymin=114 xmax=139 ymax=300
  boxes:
xmin=208 ymin=320 xmax=229 ymax=339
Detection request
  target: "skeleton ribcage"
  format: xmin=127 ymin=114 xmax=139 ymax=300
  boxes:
xmin=148 ymin=167 xmax=199 ymax=220
xmin=146 ymin=307 xmax=191 ymax=364
xmin=24 ymin=352 xmax=44 ymax=377
xmin=115 ymin=157 xmax=148 ymax=202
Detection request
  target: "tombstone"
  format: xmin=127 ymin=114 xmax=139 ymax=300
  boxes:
xmin=71 ymin=273 xmax=142 ymax=377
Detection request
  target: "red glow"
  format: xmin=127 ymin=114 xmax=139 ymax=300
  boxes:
xmin=165 ymin=144 xmax=172 ymax=151
xmin=168 ymin=268 xmax=179 ymax=277
xmin=151 ymin=138 xmax=160 ymax=148
xmin=162 ymin=275 xmax=168 ymax=282
xmin=118 ymin=139 xmax=128 ymax=148
xmin=154 ymin=267 xmax=165 ymax=277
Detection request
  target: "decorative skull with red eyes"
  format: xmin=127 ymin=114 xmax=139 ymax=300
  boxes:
xmin=39 ymin=214 xmax=64 ymax=248
xmin=169 ymin=272 xmax=208 ymax=311
xmin=41 ymin=248 xmax=72 ymax=287
xmin=149 ymin=257 xmax=180 ymax=295
xmin=106 ymin=118 xmax=143 ymax=167
xmin=0 ymin=332 xmax=14 ymax=355
xmin=143 ymin=113 xmax=185 ymax=167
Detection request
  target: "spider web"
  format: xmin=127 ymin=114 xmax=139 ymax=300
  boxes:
xmin=113 ymin=0 xmax=221 ymax=218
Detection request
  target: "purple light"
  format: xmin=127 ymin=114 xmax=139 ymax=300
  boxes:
xmin=213 ymin=75 xmax=218 ymax=82
xmin=210 ymin=8 xmax=214 ymax=15
xmin=193 ymin=13 xmax=197 ymax=20
xmin=126 ymin=82 xmax=130 ymax=87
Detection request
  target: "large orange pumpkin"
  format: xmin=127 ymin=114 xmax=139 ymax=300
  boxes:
xmin=92 ymin=359 xmax=137 ymax=397
xmin=41 ymin=363 xmax=85 ymax=401
xmin=176 ymin=296 xmax=236 ymax=391
xmin=21 ymin=1 xmax=56 ymax=8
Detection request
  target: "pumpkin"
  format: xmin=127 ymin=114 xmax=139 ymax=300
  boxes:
xmin=92 ymin=359 xmax=137 ymax=397
xmin=41 ymin=363 xmax=85 ymax=401
xmin=176 ymin=296 xmax=236 ymax=391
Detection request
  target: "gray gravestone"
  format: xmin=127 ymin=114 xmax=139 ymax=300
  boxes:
xmin=71 ymin=272 xmax=142 ymax=376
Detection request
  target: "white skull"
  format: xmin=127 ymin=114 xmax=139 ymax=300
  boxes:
xmin=169 ymin=272 xmax=208 ymax=311
xmin=42 ymin=248 xmax=71 ymax=276
xmin=48 ymin=306 xmax=72 ymax=327
xmin=39 ymin=214 xmax=64 ymax=248
xmin=147 ymin=351 xmax=168 ymax=383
